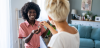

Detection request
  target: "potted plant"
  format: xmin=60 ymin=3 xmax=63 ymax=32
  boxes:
xmin=92 ymin=15 xmax=97 ymax=21
xmin=85 ymin=11 xmax=92 ymax=21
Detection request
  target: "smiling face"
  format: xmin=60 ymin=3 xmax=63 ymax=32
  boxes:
xmin=27 ymin=9 xmax=36 ymax=21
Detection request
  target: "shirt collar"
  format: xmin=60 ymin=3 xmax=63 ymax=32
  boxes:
xmin=25 ymin=20 xmax=38 ymax=27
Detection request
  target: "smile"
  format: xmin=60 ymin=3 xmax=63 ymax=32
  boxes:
xmin=31 ymin=16 xmax=34 ymax=18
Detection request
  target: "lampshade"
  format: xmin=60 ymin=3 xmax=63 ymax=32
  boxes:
xmin=71 ymin=9 xmax=77 ymax=14
xmin=28 ymin=0 xmax=32 ymax=2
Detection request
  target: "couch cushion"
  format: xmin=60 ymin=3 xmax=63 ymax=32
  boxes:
xmin=79 ymin=46 xmax=94 ymax=48
xmin=94 ymin=40 xmax=100 ymax=48
xmin=91 ymin=28 xmax=100 ymax=40
xmin=78 ymin=25 xmax=92 ymax=38
xmin=80 ymin=38 xmax=94 ymax=47
xmin=68 ymin=24 xmax=78 ymax=29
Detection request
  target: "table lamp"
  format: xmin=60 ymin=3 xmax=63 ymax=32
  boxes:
xmin=71 ymin=9 xmax=77 ymax=19
xmin=28 ymin=0 xmax=32 ymax=2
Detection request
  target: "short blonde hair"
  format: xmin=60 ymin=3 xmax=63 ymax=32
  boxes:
xmin=45 ymin=0 xmax=70 ymax=22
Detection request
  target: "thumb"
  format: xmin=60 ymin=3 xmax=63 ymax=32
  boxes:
xmin=39 ymin=21 xmax=44 ymax=25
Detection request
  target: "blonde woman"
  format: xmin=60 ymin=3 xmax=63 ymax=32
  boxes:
xmin=40 ymin=0 xmax=80 ymax=48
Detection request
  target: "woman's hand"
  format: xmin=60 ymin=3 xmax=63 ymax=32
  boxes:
xmin=39 ymin=21 xmax=50 ymax=28
xmin=32 ymin=27 xmax=41 ymax=34
xmin=47 ymin=20 xmax=50 ymax=25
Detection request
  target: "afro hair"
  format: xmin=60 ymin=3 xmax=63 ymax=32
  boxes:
xmin=21 ymin=2 xmax=40 ymax=21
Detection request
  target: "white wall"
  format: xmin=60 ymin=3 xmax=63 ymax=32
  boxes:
xmin=11 ymin=0 xmax=36 ymax=48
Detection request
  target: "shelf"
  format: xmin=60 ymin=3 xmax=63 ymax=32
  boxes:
xmin=71 ymin=19 xmax=100 ymax=28
xmin=71 ymin=19 xmax=100 ymax=22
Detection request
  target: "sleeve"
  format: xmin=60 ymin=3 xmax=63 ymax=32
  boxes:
xmin=18 ymin=25 xmax=27 ymax=39
xmin=48 ymin=35 xmax=63 ymax=48
xmin=41 ymin=26 xmax=46 ymax=35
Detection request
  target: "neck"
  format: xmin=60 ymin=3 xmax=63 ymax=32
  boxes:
xmin=28 ymin=20 xmax=35 ymax=25
xmin=54 ymin=20 xmax=69 ymax=32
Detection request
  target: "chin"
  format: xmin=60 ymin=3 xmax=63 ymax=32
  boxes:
xmin=30 ymin=19 xmax=35 ymax=21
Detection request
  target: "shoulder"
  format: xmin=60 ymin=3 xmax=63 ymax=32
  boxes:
xmin=48 ymin=33 xmax=65 ymax=48
xmin=51 ymin=32 xmax=66 ymax=39
xmin=51 ymin=32 xmax=74 ymax=41
xmin=19 ymin=22 xmax=26 ymax=28
xmin=35 ymin=20 xmax=40 ymax=25
xmin=36 ymin=20 xmax=40 ymax=23
xmin=49 ymin=33 xmax=62 ymax=42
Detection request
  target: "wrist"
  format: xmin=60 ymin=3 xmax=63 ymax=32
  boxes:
xmin=31 ymin=32 xmax=34 ymax=34
xmin=32 ymin=30 xmax=34 ymax=34
xmin=47 ymin=25 xmax=51 ymax=29
xmin=46 ymin=28 xmax=49 ymax=31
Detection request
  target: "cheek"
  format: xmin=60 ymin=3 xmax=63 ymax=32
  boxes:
xmin=35 ymin=13 xmax=36 ymax=15
xmin=27 ymin=13 xmax=30 ymax=17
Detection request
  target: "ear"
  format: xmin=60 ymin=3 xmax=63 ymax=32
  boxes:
xmin=48 ymin=16 xmax=52 ymax=21
xmin=48 ymin=15 xmax=55 ymax=25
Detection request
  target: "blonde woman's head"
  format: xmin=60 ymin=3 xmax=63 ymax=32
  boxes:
xmin=45 ymin=0 xmax=70 ymax=22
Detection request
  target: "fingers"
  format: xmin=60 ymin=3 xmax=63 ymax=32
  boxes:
xmin=34 ymin=30 xmax=38 ymax=34
xmin=35 ymin=31 xmax=39 ymax=34
xmin=34 ymin=28 xmax=41 ymax=34
xmin=38 ymin=28 xmax=41 ymax=32
xmin=32 ymin=30 xmax=34 ymax=33
xmin=38 ymin=25 xmax=41 ymax=29
xmin=40 ymin=21 xmax=46 ymax=24
xmin=47 ymin=20 xmax=50 ymax=23
xmin=38 ymin=27 xmax=41 ymax=30
xmin=39 ymin=21 xmax=46 ymax=26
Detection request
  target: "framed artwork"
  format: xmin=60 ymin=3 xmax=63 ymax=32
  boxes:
xmin=81 ymin=0 xmax=92 ymax=11
xmin=95 ymin=16 xmax=100 ymax=21
xmin=18 ymin=10 xmax=23 ymax=19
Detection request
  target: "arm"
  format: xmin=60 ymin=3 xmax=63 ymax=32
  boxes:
xmin=40 ymin=21 xmax=58 ymax=35
xmin=47 ymin=25 xmax=57 ymax=35
xmin=24 ymin=32 xmax=34 ymax=43
xmin=23 ymin=29 xmax=41 ymax=43
xmin=41 ymin=28 xmax=49 ymax=38
xmin=18 ymin=26 xmax=33 ymax=43
xmin=19 ymin=25 xmax=39 ymax=43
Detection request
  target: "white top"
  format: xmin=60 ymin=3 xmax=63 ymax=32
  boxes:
xmin=48 ymin=27 xmax=80 ymax=48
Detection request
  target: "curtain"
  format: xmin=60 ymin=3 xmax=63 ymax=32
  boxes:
xmin=0 ymin=0 xmax=11 ymax=48
xmin=37 ymin=0 xmax=48 ymax=21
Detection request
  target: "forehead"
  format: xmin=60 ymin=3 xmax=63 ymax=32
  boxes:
xmin=28 ymin=9 xmax=36 ymax=12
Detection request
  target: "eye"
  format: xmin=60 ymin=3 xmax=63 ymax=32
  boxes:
xmin=29 ymin=12 xmax=32 ymax=14
xmin=33 ymin=11 xmax=36 ymax=13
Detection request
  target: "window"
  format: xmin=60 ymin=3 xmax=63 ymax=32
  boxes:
xmin=37 ymin=0 xmax=48 ymax=21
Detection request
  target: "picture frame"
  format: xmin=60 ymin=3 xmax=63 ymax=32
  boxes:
xmin=95 ymin=16 xmax=100 ymax=21
xmin=18 ymin=10 xmax=23 ymax=19
xmin=81 ymin=0 xmax=92 ymax=11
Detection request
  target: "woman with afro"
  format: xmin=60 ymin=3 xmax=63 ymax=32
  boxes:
xmin=18 ymin=2 xmax=49 ymax=48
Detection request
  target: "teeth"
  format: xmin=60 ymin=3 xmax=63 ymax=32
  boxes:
xmin=31 ymin=16 xmax=34 ymax=18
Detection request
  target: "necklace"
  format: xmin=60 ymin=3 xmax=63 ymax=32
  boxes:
xmin=32 ymin=24 xmax=33 ymax=27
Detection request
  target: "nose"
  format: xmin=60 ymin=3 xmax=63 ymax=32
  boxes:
xmin=31 ymin=12 xmax=34 ymax=16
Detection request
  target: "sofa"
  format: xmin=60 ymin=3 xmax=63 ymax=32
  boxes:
xmin=69 ymin=24 xmax=100 ymax=48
